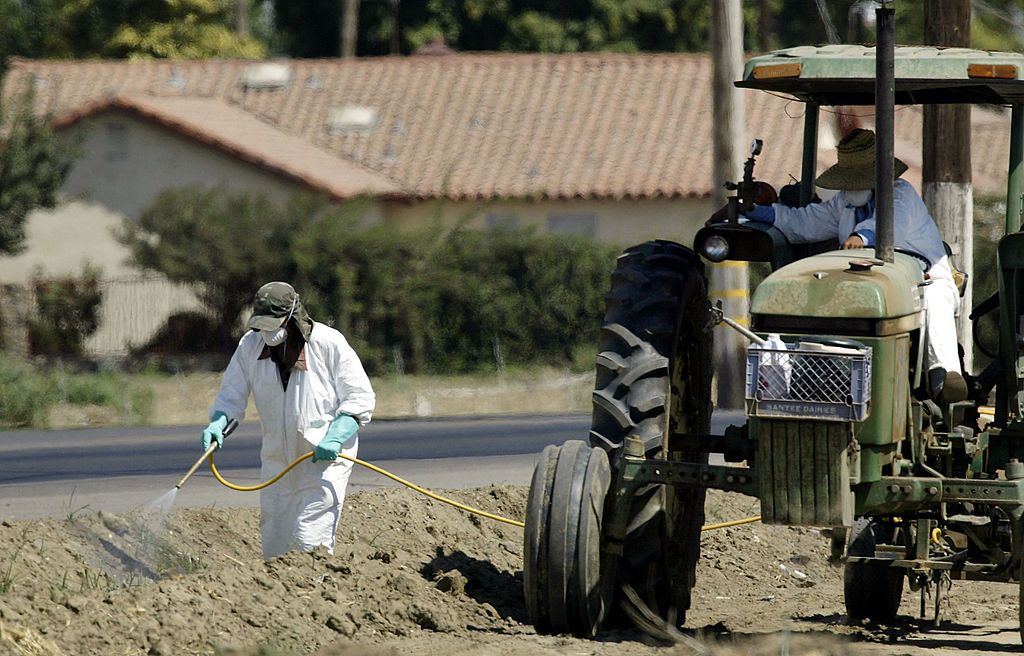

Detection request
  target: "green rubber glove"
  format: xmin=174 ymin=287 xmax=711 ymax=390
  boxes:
xmin=202 ymin=412 xmax=229 ymax=451
xmin=313 ymin=415 xmax=359 ymax=462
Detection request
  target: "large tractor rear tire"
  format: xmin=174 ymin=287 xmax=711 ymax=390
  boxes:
xmin=844 ymin=518 xmax=905 ymax=621
xmin=523 ymin=441 xmax=612 ymax=637
xmin=590 ymin=240 xmax=713 ymax=628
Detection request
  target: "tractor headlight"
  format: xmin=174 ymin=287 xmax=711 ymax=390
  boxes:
xmin=702 ymin=235 xmax=730 ymax=262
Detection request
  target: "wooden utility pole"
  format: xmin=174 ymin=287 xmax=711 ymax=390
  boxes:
xmin=710 ymin=0 xmax=748 ymax=409
xmin=923 ymin=0 xmax=972 ymax=371
xmin=340 ymin=0 xmax=360 ymax=58
xmin=235 ymin=0 xmax=250 ymax=38
xmin=757 ymin=0 xmax=773 ymax=52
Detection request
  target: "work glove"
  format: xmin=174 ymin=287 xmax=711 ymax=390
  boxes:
xmin=743 ymin=204 xmax=776 ymax=224
xmin=202 ymin=412 xmax=230 ymax=451
xmin=313 ymin=415 xmax=359 ymax=462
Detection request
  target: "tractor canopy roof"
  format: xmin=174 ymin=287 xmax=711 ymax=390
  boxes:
xmin=737 ymin=44 xmax=1024 ymax=106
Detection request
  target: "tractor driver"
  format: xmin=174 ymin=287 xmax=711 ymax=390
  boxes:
xmin=719 ymin=128 xmax=967 ymax=405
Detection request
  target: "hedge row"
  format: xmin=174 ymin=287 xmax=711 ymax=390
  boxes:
xmin=294 ymin=222 xmax=619 ymax=375
xmin=122 ymin=188 xmax=622 ymax=375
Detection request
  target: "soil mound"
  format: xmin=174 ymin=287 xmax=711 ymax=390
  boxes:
xmin=0 ymin=487 xmax=1014 ymax=655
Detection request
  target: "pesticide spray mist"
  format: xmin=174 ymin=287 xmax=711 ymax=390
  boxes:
xmin=68 ymin=487 xmax=199 ymax=587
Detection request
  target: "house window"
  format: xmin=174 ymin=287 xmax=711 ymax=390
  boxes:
xmin=485 ymin=213 xmax=518 ymax=229
xmin=105 ymin=122 xmax=128 ymax=161
xmin=546 ymin=213 xmax=596 ymax=238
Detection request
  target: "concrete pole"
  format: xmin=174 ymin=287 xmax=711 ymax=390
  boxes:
xmin=923 ymin=0 xmax=973 ymax=373
xmin=710 ymin=0 xmax=748 ymax=409
xmin=340 ymin=0 xmax=359 ymax=58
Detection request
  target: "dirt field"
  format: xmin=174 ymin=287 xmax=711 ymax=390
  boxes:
xmin=0 ymin=486 xmax=1018 ymax=656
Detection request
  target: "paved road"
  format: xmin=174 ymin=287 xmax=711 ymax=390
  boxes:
xmin=0 ymin=411 xmax=746 ymax=520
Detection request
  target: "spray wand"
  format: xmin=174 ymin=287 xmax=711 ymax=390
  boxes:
xmin=175 ymin=418 xmax=239 ymax=489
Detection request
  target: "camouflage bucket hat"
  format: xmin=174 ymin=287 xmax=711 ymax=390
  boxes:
xmin=248 ymin=281 xmax=300 ymax=331
xmin=815 ymin=128 xmax=909 ymax=191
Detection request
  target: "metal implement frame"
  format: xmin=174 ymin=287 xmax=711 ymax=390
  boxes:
xmin=848 ymin=480 xmax=1024 ymax=584
xmin=602 ymin=452 xmax=1024 ymax=583
xmin=601 ymin=455 xmax=756 ymax=554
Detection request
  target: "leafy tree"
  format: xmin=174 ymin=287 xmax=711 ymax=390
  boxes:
xmin=118 ymin=186 xmax=311 ymax=346
xmin=0 ymin=0 xmax=65 ymax=68
xmin=278 ymin=0 xmax=1024 ymax=58
xmin=61 ymin=0 xmax=266 ymax=59
xmin=1 ymin=0 xmax=266 ymax=61
xmin=0 ymin=85 xmax=74 ymax=255
xmin=277 ymin=0 xmax=726 ymax=57
xmin=970 ymin=0 xmax=1024 ymax=51
xmin=272 ymin=0 xmax=343 ymax=57
xmin=767 ymin=1 xmax=1024 ymax=51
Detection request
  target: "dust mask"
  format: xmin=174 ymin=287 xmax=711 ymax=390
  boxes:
xmin=261 ymin=326 xmax=288 ymax=346
xmin=845 ymin=189 xmax=872 ymax=207
xmin=259 ymin=294 xmax=297 ymax=347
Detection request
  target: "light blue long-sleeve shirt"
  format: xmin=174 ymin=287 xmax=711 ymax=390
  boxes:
xmin=772 ymin=180 xmax=946 ymax=266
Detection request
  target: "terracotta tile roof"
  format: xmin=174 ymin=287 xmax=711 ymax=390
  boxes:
xmin=52 ymin=94 xmax=400 ymax=199
xmin=2 ymin=55 xmax=1012 ymax=201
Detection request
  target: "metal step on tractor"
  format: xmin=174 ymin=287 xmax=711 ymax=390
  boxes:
xmin=522 ymin=9 xmax=1024 ymax=643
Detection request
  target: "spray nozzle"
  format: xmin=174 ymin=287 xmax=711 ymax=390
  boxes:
xmin=175 ymin=418 xmax=240 ymax=490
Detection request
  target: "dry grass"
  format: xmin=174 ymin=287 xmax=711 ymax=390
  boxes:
xmin=48 ymin=368 xmax=593 ymax=428
xmin=0 ymin=620 xmax=63 ymax=656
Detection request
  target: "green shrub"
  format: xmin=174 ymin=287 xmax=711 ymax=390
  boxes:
xmin=0 ymin=356 xmax=55 ymax=427
xmin=128 ymin=188 xmax=620 ymax=375
xmin=293 ymin=220 xmax=618 ymax=375
xmin=28 ymin=265 xmax=102 ymax=357
xmin=55 ymin=371 xmax=154 ymax=424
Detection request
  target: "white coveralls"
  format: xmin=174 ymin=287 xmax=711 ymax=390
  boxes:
xmin=771 ymin=179 xmax=961 ymax=375
xmin=211 ymin=322 xmax=376 ymax=559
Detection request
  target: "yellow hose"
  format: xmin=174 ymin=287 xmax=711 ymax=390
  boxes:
xmin=208 ymin=450 xmax=527 ymax=528
xmin=206 ymin=451 xmax=761 ymax=533
xmin=701 ymin=515 xmax=763 ymax=531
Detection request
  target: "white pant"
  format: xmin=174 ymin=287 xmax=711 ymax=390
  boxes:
xmin=259 ymin=437 xmax=357 ymax=559
xmin=924 ymin=258 xmax=962 ymax=375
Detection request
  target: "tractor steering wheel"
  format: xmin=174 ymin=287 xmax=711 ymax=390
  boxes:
xmin=894 ymin=248 xmax=932 ymax=272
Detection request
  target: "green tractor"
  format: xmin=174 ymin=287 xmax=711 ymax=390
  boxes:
xmin=522 ymin=15 xmax=1024 ymax=643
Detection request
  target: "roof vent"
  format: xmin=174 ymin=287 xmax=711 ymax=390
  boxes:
xmin=414 ymin=37 xmax=456 ymax=56
xmin=326 ymin=106 xmax=378 ymax=134
xmin=241 ymin=63 xmax=293 ymax=90
xmin=167 ymin=68 xmax=187 ymax=90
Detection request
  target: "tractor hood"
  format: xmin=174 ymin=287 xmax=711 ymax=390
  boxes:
xmin=751 ymin=249 xmax=924 ymax=321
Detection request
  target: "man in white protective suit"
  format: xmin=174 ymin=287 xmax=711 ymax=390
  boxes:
xmin=725 ymin=128 xmax=967 ymax=405
xmin=202 ymin=281 xmax=376 ymax=559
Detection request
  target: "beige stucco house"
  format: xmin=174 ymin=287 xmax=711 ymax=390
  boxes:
xmin=0 ymin=53 xmax=1013 ymax=356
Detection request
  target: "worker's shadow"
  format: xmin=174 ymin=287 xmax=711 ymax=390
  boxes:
xmin=422 ymin=548 xmax=527 ymax=623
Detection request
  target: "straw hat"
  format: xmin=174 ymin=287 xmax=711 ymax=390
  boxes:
xmin=815 ymin=128 xmax=908 ymax=190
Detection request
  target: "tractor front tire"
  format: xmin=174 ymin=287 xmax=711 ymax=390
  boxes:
xmin=523 ymin=441 xmax=612 ymax=637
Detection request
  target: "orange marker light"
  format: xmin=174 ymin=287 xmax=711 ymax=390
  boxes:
xmin=968 ymin=63 xmax=1017 ymax=79
xmin=752 ymin=63 xmax=802 ymax=79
